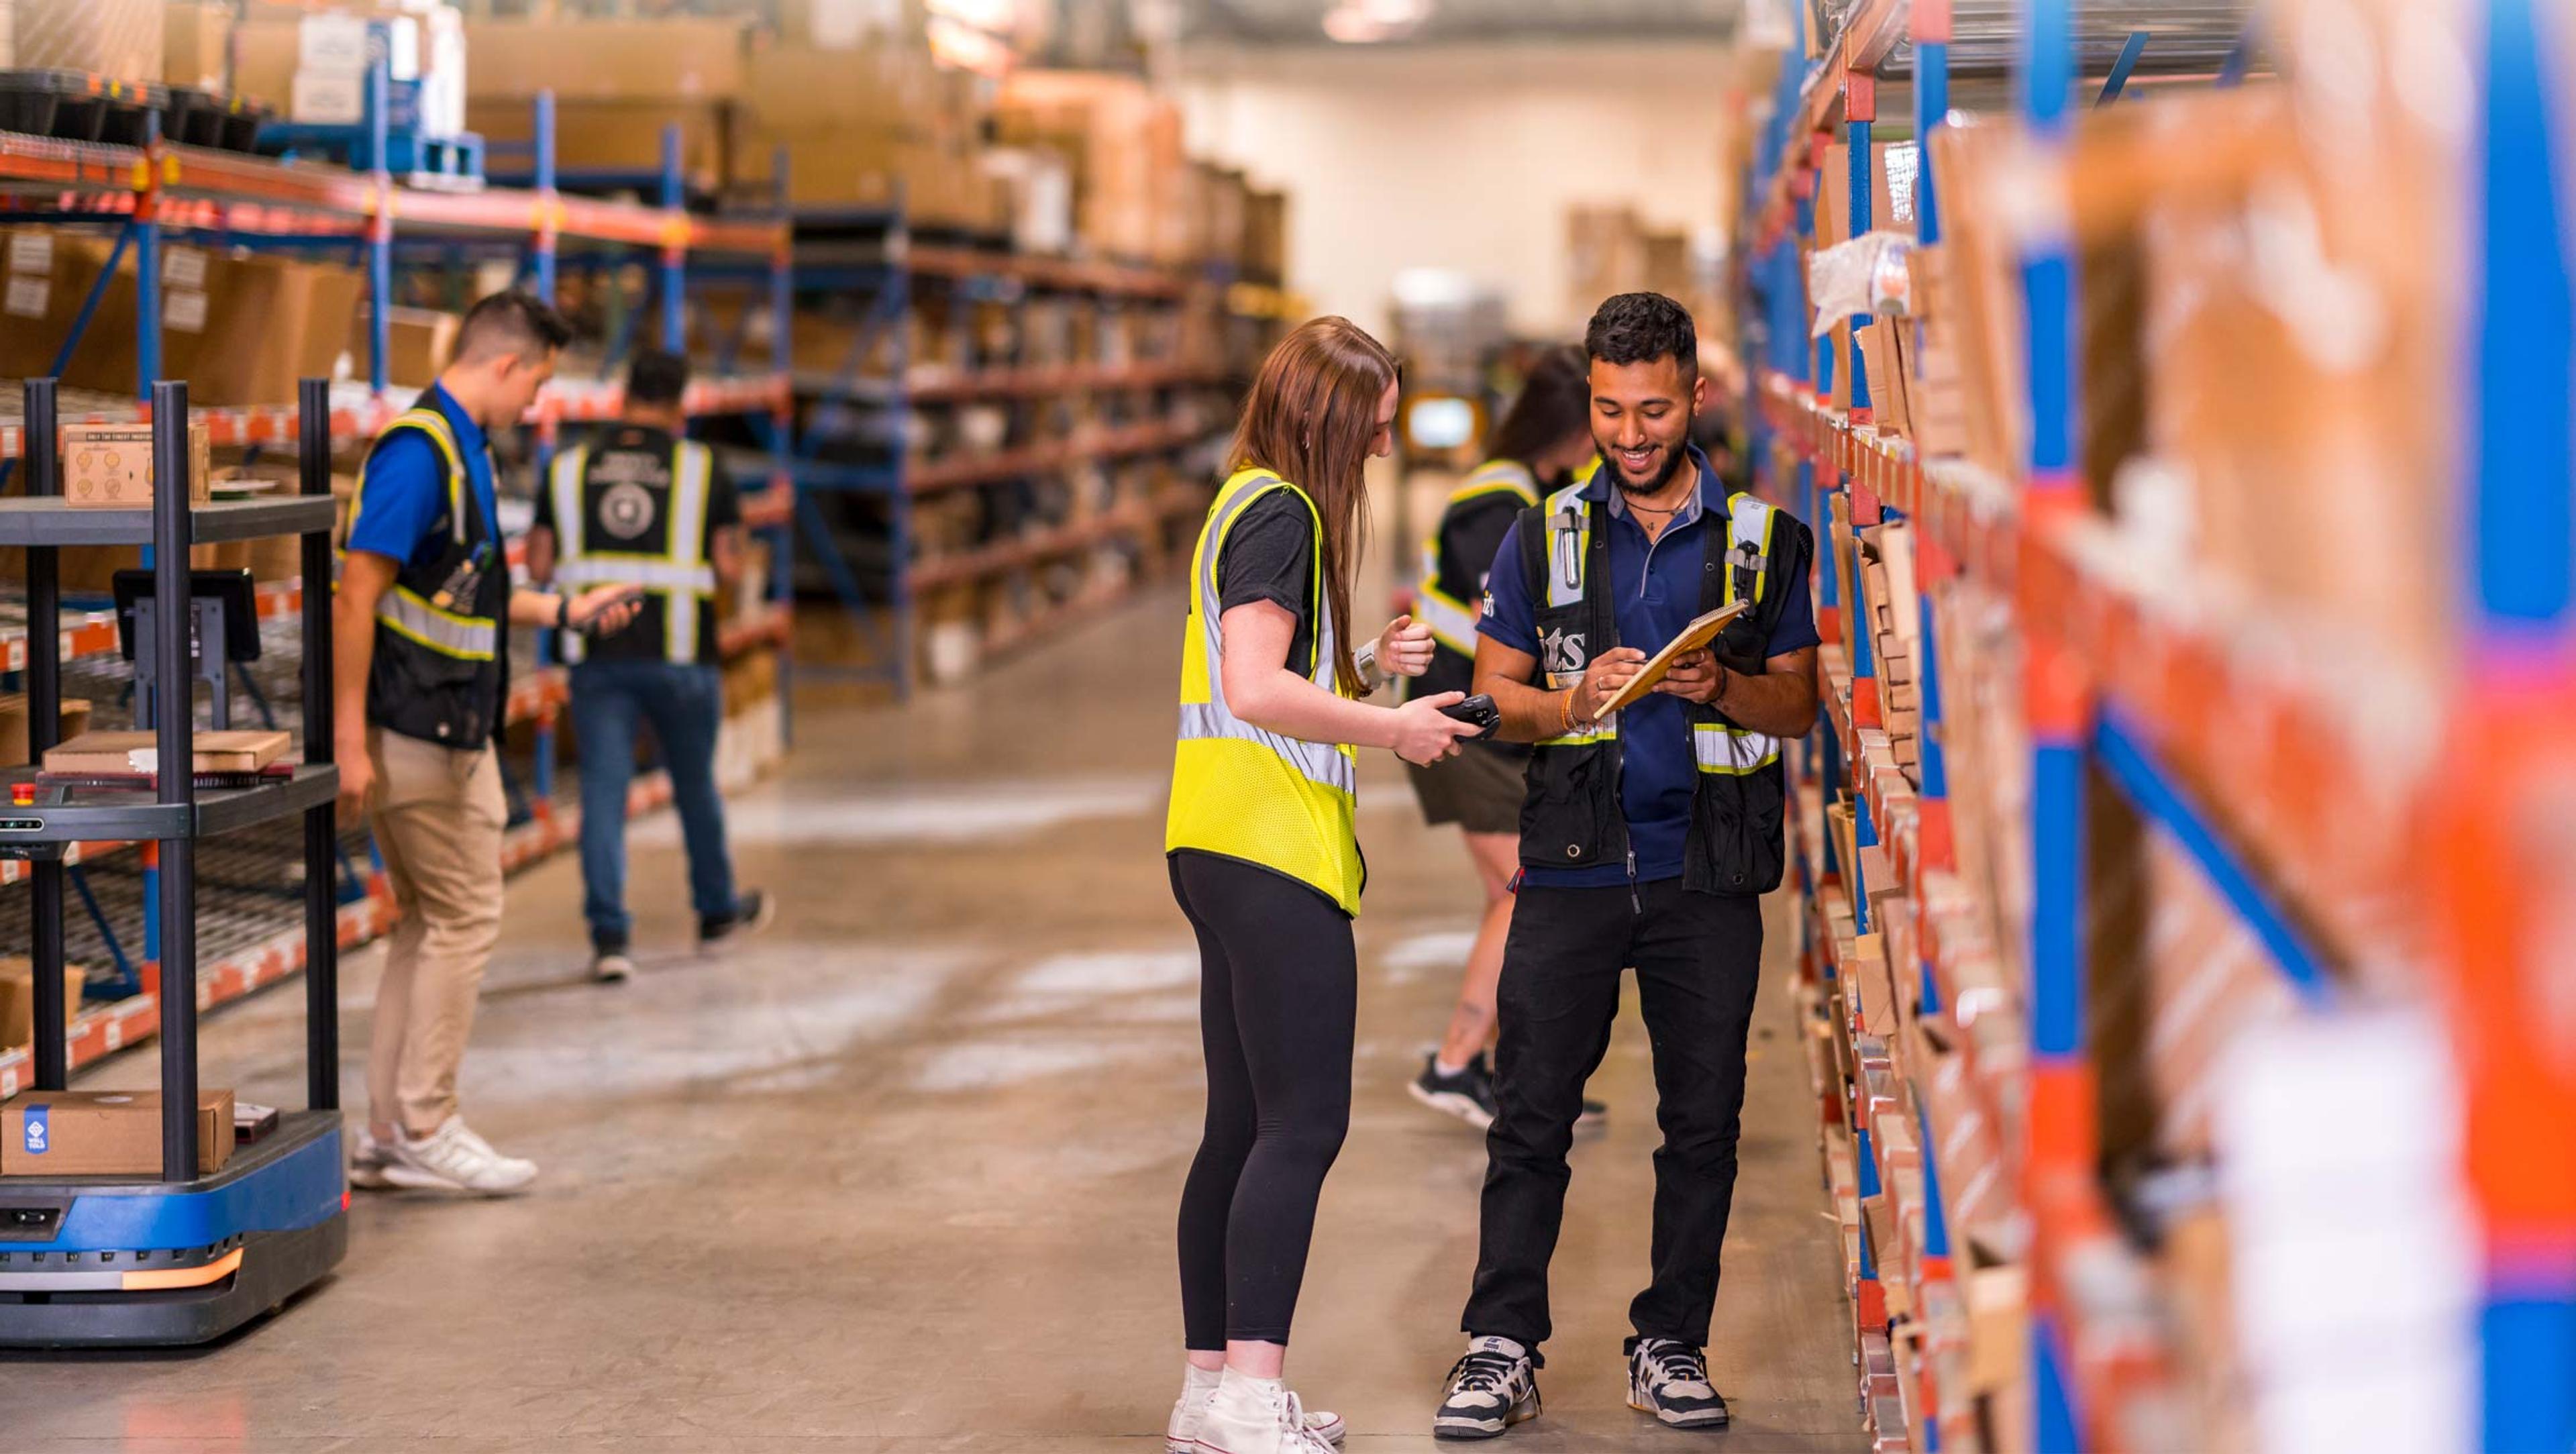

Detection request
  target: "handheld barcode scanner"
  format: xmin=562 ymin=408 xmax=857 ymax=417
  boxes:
xmin=0 ymin=380 xmax=347 ymax=1347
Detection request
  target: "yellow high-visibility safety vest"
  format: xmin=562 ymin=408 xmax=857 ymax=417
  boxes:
xmin=548 ymin=439 xmax=720 ymax=665
xmin=350 ymin=407 xmax=501 ymax=663
xmin=1412 ymin=457 xmax=1539 ymax=656
xmin=1166 ymin=467 xmax=1365 ymax=915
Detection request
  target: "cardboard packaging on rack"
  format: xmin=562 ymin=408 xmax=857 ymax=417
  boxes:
xmin=0 ymin=694 xmax=95 ymax=769
xmin=0 ymin=958 xmax=87 ymax=1055
xmin=62 ymin=421 xmax=213 ymax=509
xmin=163 ymin=0 xmax=231 ymax=91
xmin=13 ymin=0 xmax=158 ymax=83
xmin=463 ymin=17 xmax=745 ymax=102
xmin=468 ymin=99 xmax=732 ymax=195
xmin=0 ymin=1088 xmax=235 ymax=1176
xmin=351 ymin=305 xmax=460 ymax=388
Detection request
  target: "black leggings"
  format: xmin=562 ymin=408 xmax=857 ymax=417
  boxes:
xmin=1170 ymin=850 xmax=1357 ymax=1349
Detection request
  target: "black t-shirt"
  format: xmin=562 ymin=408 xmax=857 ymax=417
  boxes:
xmin=535 ymin=423 xmax=742 ymax=664
xmin=1216 ymin=489 xmax=1320 ymax=678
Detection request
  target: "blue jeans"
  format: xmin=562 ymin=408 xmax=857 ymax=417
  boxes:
xmin=570 ymin=659 xmax=739 ymax=950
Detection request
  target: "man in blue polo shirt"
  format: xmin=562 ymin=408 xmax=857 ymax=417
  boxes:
xmin=1432 ymin=293 xmax=1820 ymax=1437
xmin=334 ymin=291 xmax=639 ymax=1198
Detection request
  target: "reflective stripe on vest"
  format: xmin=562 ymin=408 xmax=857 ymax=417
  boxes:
xmin=377 ymin=584 xmax=499 ymax=661
xmin=1541 ymin=479 xmax=1590 ymax=611
xmin=1413 ymin=460 xmax=1537 ymax=655
xmin=1694 ymin=721 xmax=1780 ymax=775
xmin=359 ymin=409 xmax=492 ymax=661
xmin=347 ymin=409 xmax=469 ymax=558
xmin=1166 ymin=467 xmax=1363 ymax=915
xmin=552 ymin=439 xmax=719 ymax=665
xmin=1723 ymin=491 xmax=1780 ymax=607
xmin=1536 ymin=482 xmax=1777 ymax=749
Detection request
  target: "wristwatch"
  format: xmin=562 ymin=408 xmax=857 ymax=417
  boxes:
xmin=1354 ymin=639 xmax=1384 ymax=692
xmin=556 ymin=593 xmax=572 ymax=631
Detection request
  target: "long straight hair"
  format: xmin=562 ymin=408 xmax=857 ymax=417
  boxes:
xmin=1226 ymin=316 xmax=1398 ymax=696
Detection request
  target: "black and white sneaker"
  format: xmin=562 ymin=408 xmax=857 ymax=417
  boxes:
xmin=1435 ymin=1335 xmax=1541 ymax=1440
xmin=1411 ymin=1052 xmax=1501 ymax=1129
xmin=699 ymin=888 xmax=776 ymax=947
xmin=1627 ymin=1337 xmax=1729 ymax=1429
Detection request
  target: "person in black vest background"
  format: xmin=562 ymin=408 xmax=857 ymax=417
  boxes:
xmin=528 ymin=350 xmax=774 ymax=984
xmin=1399 ymin=346 xmax=1601 ymax=1131
xmin=1429 ymin=294 xmax=1821 ymax=1437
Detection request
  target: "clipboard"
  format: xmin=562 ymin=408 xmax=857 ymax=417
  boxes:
xmin=1600 ymin=600 xmax=1753 ymax=715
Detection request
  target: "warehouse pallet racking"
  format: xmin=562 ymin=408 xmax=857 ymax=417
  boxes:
xmin=1740 ymin=0 xmax=2573 ymax=1449
xmin=0 ymin=89 xmax=794 ymax=1107
xmin=772 ymin=206 xmax=1242 ymax=692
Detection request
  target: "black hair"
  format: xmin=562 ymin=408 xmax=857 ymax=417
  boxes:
xmin=625 ymin=348 xmax=690 ymax=408
xmin=1584 ymin=291 xmax=1697 ymax=376
xmin=1484 ymin=344 xmax=1591 ymax=466
xmin=454 ymin=289 xmax=573 ymax=365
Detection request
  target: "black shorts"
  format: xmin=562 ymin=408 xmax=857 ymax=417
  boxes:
xmin=1406 ymin=743 xmax=1528 ymax=835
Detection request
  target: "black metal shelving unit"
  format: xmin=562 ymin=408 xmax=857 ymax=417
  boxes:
xmin=0 ymin=377 xmax=346 ymax=1347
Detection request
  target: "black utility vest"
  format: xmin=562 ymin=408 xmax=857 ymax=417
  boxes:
xmin=358 ymin=393 xmax=510 ymax=750
xmin=1514 ymin=483 xmax=1802 ymax=896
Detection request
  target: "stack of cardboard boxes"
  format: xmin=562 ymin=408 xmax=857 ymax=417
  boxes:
xmin=995 ymin=70 xmax=1190 ymax=263
xmin=234 ymin=2 xmax=468 ymax=136
xmin=465 ymin=16 xmax=748 ymax=194
xmin=0 ymin=231 xmax=363 ymax=409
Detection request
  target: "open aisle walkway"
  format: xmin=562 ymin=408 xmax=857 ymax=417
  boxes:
xmin=0 ymin=585 xmax=1861 ymax=1453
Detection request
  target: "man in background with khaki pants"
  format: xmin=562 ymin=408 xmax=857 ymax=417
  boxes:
xmin=332 ymin=291 xmax=639 ymax=1196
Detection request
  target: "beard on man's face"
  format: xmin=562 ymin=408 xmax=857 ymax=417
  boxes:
xmin=1600 ymin=439 xmax=1690 ymax=498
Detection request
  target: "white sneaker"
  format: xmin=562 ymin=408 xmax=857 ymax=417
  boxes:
xmin=1169 ymin=1371 xmax=1344 ymax=1453
xmin=382 ymin=1114 xmax=537 ymax=1196
xmin=592 ymin=951 xmax=634 ymax=984
xmin=1194 ymin=1371 xmax=1340 ymax=1454
xmin=348 ymin=1127 xmax=393 ymax=1191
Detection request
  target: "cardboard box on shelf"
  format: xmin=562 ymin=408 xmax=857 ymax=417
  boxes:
xmin=62 ymin=421 xmax=211 ymax=509
xmin=163 ymin=0 xmax=231 ymax=90
xmin=1243 ymin=189 xmax=1288 ymax=282
xmin=0 ymin=959 xmax=86 ymax=1054
xmin=467 ymin=99 xmax=732 ymax=195
xmin=0 ymin=695 xmax=94 ymax=769
xmin=0 ymin=1088 xmax=234 ymax=1176
xmin=778 ymin=0 xmax=928 ymax=49
xmin=13 ymin=0 xmax=158 ymax=83
xmin=740 ymin=41 xmax=935 ymax=136
xmin=352 ymin=305 xmax=460 ymax=388
xmin=0 ymin=229 xmax=140 ymax=395
xmin=464 ymin=18 xmax=748 ymax=103
xmin=165 ymin=252 xmax=366 ymax=409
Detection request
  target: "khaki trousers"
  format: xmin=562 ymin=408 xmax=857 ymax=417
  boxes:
xmin=365 ymin=729 xmax=506 ymax=1138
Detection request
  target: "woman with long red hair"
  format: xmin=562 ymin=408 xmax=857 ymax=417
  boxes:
xmin=1163 ymin=317 xmax=1481 ymax=1453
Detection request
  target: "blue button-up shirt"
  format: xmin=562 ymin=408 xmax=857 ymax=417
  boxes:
xmin=1480 ymin=446 xmax=1820 ymax=888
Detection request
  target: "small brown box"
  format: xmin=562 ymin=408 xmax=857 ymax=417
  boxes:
xmin=62 ymin=421 xmax=213 ymax=509
xmin=0 ymin=1088 xmax=234 ymax=1177
xmin=0 ymin=957 xmax=87 ymax=1054
xmin=0 ymin=694 xmax=95 ymax=768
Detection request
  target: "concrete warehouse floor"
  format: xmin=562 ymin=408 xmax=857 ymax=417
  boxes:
xmin=0 ymin=482 xmax=1863 ymax=1453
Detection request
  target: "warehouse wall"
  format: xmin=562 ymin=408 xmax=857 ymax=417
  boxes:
xmin=1177 ymin=41 xmax=1741 ymax=341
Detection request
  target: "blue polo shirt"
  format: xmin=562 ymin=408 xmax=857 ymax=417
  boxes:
xmin=344 ymin=383 xmax=499 ymax=568
xmin=1479 ymin=446 xmax=1820 ymax=888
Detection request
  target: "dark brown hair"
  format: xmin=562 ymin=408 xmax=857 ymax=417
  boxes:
xmin=1484 ymin=344 xmax=1591 ymax=467
xmin=1227 ymin=316 xmax=1398 ymax=695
